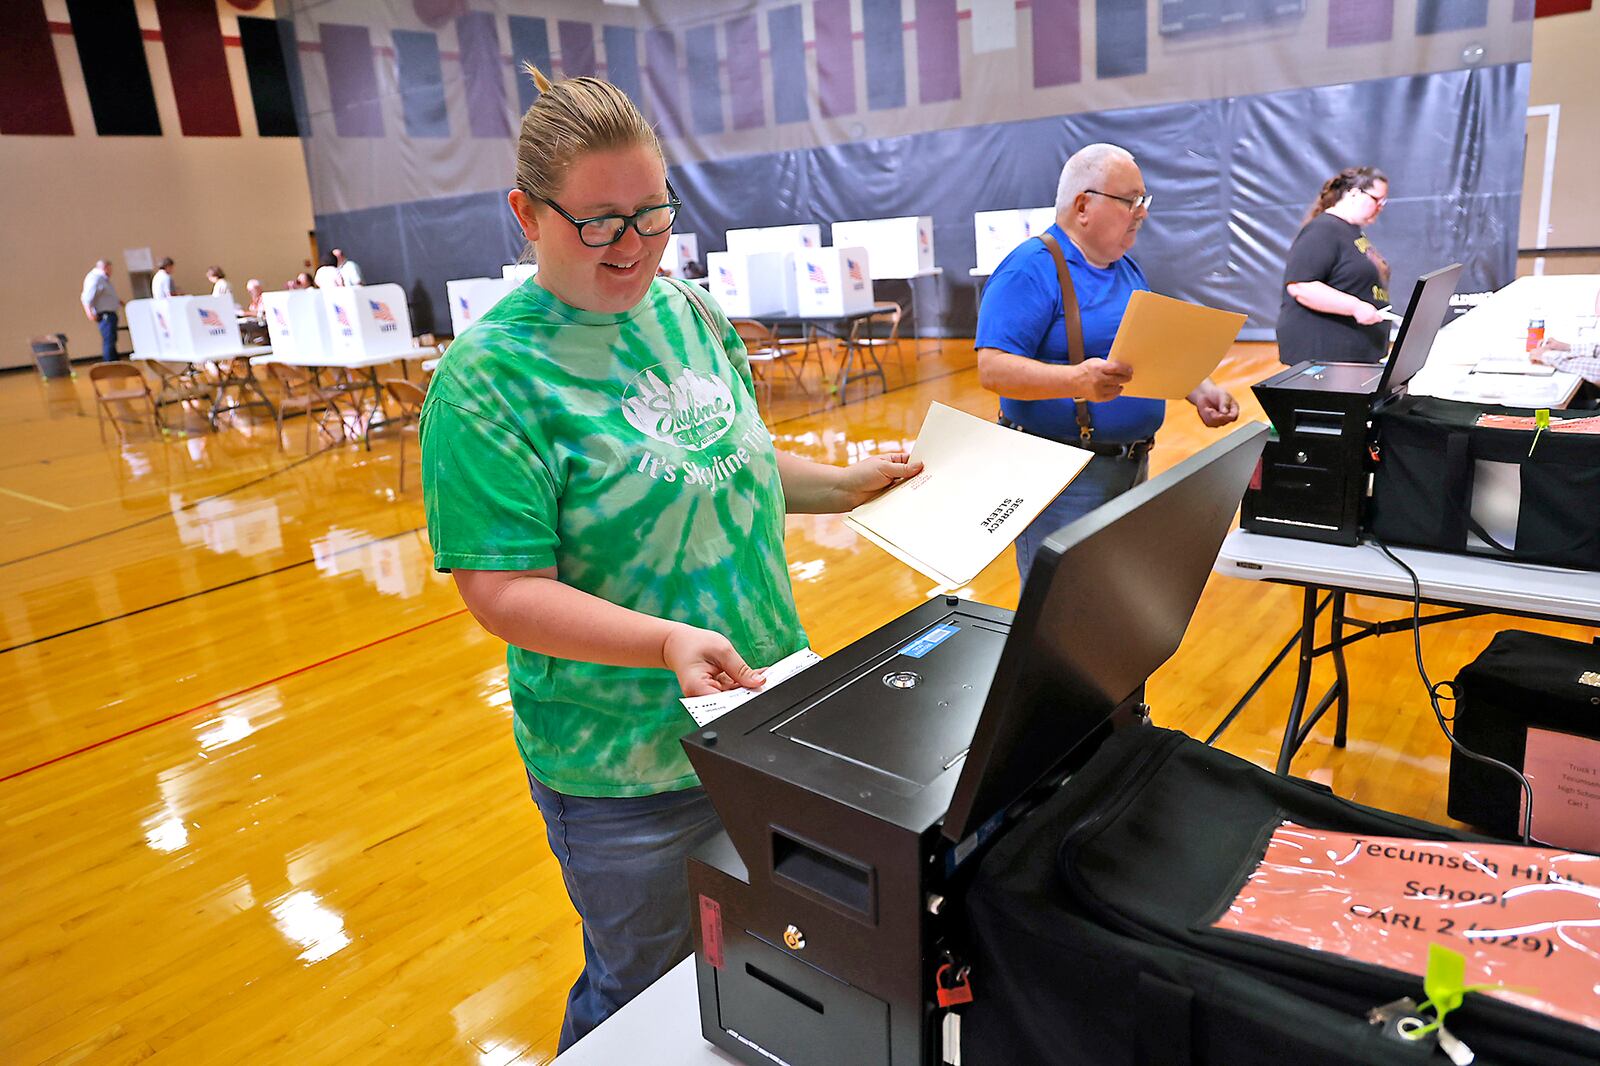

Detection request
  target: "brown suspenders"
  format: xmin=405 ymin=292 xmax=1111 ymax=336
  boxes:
xmin=1036 ymin=233 xmax=1095 ymax=444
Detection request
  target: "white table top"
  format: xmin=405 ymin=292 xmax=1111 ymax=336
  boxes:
xmin=1216 ymin=530 xmax=1600 ymax=623
xmin=876 ymin=267 xmax=944 ymax=281
xmin=131 ymin=346 xmax=272 ymax=365
xmin=553 ymin=958 xmax=737 ymax=1065
xmin=1409 ymin=273 xmax=1596 ymax=408
xmin=251 ymin=349 xmax=416 ymax=370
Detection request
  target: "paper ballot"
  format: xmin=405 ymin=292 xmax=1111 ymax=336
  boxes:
xmin=679 ymin=647 xmax=823 ymax=727
xmin=842 ymin=402 xmax=1093 ymax=588
xmin=1109 ymin=291 xmax=1247 ymax=399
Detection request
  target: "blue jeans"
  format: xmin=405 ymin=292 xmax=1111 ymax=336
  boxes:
xmin=526 ymin=773 xmax=724 ymax=1051
xmin=96 ymin=311 xmax=119 ymax=361
xmin=1014 ymin=451 xmax=1149 ymax=583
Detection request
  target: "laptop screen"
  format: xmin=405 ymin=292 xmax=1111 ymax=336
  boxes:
xmin=1374 ymin=263 xmax=1463 ymax=400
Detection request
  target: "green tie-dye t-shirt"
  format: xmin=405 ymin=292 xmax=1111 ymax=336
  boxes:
xmin=420 ymin=277 xmax=806 ymax=798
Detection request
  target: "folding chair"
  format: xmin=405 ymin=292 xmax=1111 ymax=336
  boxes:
xmin=847 ymin=303 xmax=907 ymax=373
xmin=267 ymin=362 xmax=346 ymax=454
xmin=731 ymin=319 xmax=812 ymax=404
xmin=89 ymin=363 xmax=159 ymax=441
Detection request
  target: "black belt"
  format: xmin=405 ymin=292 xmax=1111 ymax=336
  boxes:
xmin=998 ymin=416 xmax=1154 ymax=459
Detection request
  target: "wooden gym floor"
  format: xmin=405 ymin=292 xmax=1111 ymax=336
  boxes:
xmin=1 ymin=339 xmax=1592 ymax=1064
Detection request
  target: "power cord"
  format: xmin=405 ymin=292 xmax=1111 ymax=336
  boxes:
xmin=1369 ymin=537 xmax=1538 ymax=846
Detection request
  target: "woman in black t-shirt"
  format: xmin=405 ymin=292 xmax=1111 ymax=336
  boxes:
xmin=1277 ymin=166 xmax=1393 ymax=364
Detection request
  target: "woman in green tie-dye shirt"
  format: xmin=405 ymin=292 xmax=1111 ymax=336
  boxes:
xmin=420 ymin=68 xmax=918 ymax=1050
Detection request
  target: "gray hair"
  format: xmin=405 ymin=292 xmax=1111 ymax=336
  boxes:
xmin=1055 ymin=143 xmax=1137 ymax=216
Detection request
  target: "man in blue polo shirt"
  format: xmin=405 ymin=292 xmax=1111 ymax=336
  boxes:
xmin=976 ymin=142 xmax=1240 ymax=579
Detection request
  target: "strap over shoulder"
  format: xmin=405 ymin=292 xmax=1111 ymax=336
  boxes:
xmin=1036 ymin=233 xmax=1094 ymax=443
xmin=668 ymin=276 xmax=727 ymax=359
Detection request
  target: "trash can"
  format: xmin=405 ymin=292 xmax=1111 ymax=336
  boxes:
xmin=30 ymin=335 xmax=71 ymax=379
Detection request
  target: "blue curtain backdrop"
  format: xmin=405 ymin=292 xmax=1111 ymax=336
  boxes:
xmin=316 ymin=62 xmax=1528 ymax=338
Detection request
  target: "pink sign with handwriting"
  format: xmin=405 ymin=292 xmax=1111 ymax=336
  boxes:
xmin=1522 ymin=727 xmax=1600 ymax=853
xmin=1214 ymin=823 xmax=1600 ymax=1030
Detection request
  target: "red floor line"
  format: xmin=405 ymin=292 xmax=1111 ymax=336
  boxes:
xmin=0 ymin=608 xmax=472 ymax=785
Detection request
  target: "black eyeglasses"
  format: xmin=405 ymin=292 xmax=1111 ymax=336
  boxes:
xmin=1086 ymin=188 xmax=1154 ymax=211
xmin=541 ymin=181 xmax=681 ymax=248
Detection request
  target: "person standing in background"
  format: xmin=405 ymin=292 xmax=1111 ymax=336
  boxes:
xmin=206 ymin=266 xmax=233 ymax=301
xmin=313 ymin=253 xmax=343 ymax=290
xmin=1277 ymin=166 xmax=1392 ymax=365
xmin=333 ymin=248 xmax=363 ymax=287
xmin=81 ymin=258 xmax=122 ymax=362
xmin=152 ymin=257 xmax=177 ymax=299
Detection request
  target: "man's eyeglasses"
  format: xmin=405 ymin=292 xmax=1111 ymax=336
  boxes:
xmin=1086 ymin=189 xmax=1154 ymax=212
xmin=1359 ymin=189 xmax=1389 ymax=208
xmin=541 ymin=181 xmax=681 ymax=248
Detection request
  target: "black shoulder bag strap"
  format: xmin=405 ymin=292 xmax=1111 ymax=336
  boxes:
xmin=1037 ymin=232 xmax=1094 ymax=444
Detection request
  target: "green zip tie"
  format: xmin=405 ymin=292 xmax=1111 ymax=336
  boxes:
xmin=1529 ymin=408 xmax=1551 ymax=457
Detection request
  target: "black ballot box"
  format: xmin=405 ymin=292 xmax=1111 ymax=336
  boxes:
xmin=1241 ymin=264 xmax=1461 ymax=545
xmin=682 ymin=425 xmax=1268 ymax=1066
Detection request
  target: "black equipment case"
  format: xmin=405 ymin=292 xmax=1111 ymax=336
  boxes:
xmin=1448 ymin=629 xmax=1600 ymax=840
xmin=962 ymin=725 xmax=1600 ymax=1066
xmin=1369 ymin=396 xmax=1600 ymax=571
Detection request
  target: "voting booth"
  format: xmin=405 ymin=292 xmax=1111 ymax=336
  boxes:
xmin=262 ymin=290 xmax=335 ymax=361
xmin=685 ymin=429 xmax=1268 ymax=1066
xmin=830 ymin=217 xmax=935 ymax=280
xmin=125 ymin=299 xmax=169 ymax=358
xmin=660 ymin=234 xmax=701 ymax=277
xmin=142 ymin=296 xmax=243 ymax=358
xmin=973 ymin=208 xmax=1055 ymax=276
xmin=707 ymin=251 xmax=792 ymax=318
xmin=792 ymin=247 xmax=875 ymax=317
xmin=447 ymin=277 xmax=519 ymax=338
xmin=324 ymin=284 xmax=414 ymax=359
xmin=726 ymin=224 xmax=823 ymax=257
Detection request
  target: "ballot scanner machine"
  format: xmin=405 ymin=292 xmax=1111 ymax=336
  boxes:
xmin=683 ymin=425 xmax=1268 ymax=1066
xmin=1240 ymin=263 xmax=1462 ymax=545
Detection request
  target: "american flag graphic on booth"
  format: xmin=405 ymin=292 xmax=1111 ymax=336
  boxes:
xmin=197 ymin=307 xmax=227 ymax=334
xmin=718 ymin=266 xmax=735 ymax=288
xmin=371 ymin=300 xmax=398 ymax=331
xmin=807 ymin=262 xmax=828 ymax=285
xmin=335 ymin=304 xmax=352 ymax=334
xmin=846 ymin=258 xmax=865 ymax=286
xmin=458 ymin=295 xmax=471 ymax=320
